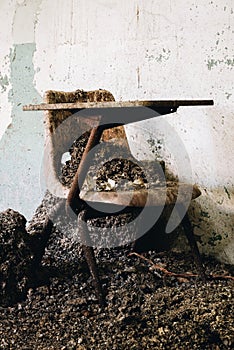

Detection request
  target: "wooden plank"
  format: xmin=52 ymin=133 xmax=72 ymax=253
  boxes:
xmin=79 ymin=183 xmax=201 ymax=207
xmin=23 ymin=100 xmax=214 ymax=111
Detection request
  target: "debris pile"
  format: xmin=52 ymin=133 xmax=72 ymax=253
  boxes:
xmin=0 ymin=209 xmax=34 ymax=306
xmin=0 ymin=134 xmax=233 ymax=349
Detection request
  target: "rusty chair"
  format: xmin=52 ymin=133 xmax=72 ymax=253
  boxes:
xmin=31 ymin=90 xmax=209 ymax=305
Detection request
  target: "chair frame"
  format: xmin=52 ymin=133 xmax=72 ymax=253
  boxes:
xmin=35 ymin=90 xmax=209 ymax=305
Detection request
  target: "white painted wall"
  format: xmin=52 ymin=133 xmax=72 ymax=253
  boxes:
xmin=0 ymin=0 xmax=233 ymax=263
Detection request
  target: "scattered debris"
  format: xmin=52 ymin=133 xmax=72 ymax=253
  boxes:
xmin=0 ymin=134 xmax=233 ymax=349
xmin=129 ymin=251 xmax=234 ymax=282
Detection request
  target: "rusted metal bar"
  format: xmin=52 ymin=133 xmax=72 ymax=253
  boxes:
xmin=78 ymin=210 xmax=105 ymax=306
xmin=66 ymin=122 xmax=106 ymax=214
xmin=179 ymin=206 xmax=207 ymax=281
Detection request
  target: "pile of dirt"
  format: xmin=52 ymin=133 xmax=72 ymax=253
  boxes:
xmin=0 ymin=134 xmax=233 ymax=349
xmin=0 ymin=209 xmax=34 ymax=306
xmin=0 ymin=208 xmax=233 ymax=349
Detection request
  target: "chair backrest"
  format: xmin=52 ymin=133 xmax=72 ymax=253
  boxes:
xmin=43 ymin=89 xmax=116 ymax=198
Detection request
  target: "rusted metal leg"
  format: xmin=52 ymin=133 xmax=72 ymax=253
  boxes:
xmin=66 ymin=123 xmax=105 ymax=215
xmin=78 ymin=209 xmax=105 ymax=306
xmin=179 ymin=206 xmax=207 ymax=281
xmin=65 ymin=121 xmax=108 ymax=305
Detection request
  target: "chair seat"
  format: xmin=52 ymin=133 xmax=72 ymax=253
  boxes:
xmin=80 ymin=182 xmax=201 ymax=207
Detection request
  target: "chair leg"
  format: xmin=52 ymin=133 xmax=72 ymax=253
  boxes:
xmin=78 ymin=210 xmax=105 ymax=306
xmin=179 ymin=208 xmax=207 ymax=281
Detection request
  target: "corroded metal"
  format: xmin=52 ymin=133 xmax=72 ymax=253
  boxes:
xmin=178 ymin=205 xmax=207 ymax=281
xmin=78 ymin=210 xmax=105 ymax=306
xmin=24 ymin=91 xmax=211 ymax=305
xmin=66 ymin=123 xmax=106 ymax=213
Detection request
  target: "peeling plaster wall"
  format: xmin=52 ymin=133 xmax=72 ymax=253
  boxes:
xmin=0 ymin=0 xmax=233 ymax=263
xmin=0 ymin=1 xmax=15 ymax=138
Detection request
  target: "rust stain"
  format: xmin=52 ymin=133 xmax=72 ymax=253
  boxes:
xmin=136 ymin=4 xmax=139 ymax=22
xmin=137 ymin=66 xmax=140 ymax=88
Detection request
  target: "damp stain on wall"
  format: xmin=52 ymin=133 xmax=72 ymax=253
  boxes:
xmin=207 ymin=231 xmax=223 ymax=247
xmin=147 ymin=137 xmax=163 ymax=159
xmin=145 ymin=48 xmax=171 ymax=63
xmin=8 ymin=43 xmax=41 ymax=107
xmin=225 ymin=92 xmax=232 ymax=100
xmin=207 ymin=56 xmax=234 ymax=70
xmin=0 ymin=73 xmax=9 ymax=92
